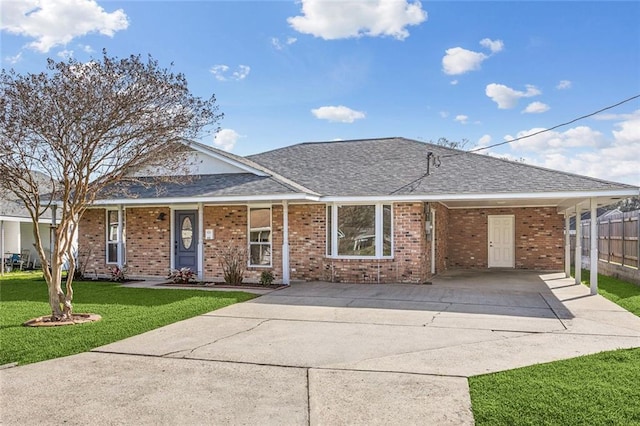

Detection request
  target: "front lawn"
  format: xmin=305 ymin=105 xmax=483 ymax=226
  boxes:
xmin=470 ymin=271 xmax=640 ymax=425
xmin=0 ymin=272 xmax=256 ymax=366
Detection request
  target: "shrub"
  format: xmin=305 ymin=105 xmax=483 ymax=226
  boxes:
xmin=168 ymin=267 xmax=196 ymax=284
xmin=110 ymin=265 xmax=127 ymax=282
xmin=220 ymin=246 xmax=245 ymax=285
xmin=259 ymin=271 xmax=275 ymax=286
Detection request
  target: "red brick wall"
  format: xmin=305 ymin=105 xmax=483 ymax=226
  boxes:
xmin=320 ymin=202 xmax=429 ymax=284
xmin=78 ymin=207 xmax=171 ymax=277
xmin=432 ymin=203 xmax=450 ymax=274
xmin=125 ymin=207 xmax=171 ymax=276
xmin=78 ymin=208 xmax=107 ymax=276
xmin=446 ymin=207 xmax=564 ymax=270
xmin=288 ymin=204 xmax=326 ymax=281
xmin=202 ymin=205 xmax=282 ymax=282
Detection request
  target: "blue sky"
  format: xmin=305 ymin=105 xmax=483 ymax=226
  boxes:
xmin=2 ymin=0 xmax=639 ymax=185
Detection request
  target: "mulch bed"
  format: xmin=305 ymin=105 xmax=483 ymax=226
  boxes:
xmin=23 ymin=313 xmax=102 ymax=327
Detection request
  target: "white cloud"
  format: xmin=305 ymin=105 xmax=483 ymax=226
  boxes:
xmin=78 ymin=43 xmax=94 ymax=53
xmin=454 ymin=114 xmax=468 ymax=124
xmin=311 ymin=105 xmax=365 ymax=123
xmin=57 ymin=49 xmax=73 ymax=59
xmin=476 ymin=134 xmax=492 ymax=148
xmin=556 ymin=80 xmax=572 ymax=90
xmin=505 ymin=126 xmax=604 ymax=152
xmin=210 ymin=64 xmax=250 ymax=82
xmin=442 ymin=47 xmax=487 ymax=75
xmin=479 ymin=38 xmax=504 ymax=53
xmin=442 ymin=38 xmax=504 ymax=75
xmin=485 ymin=83 xmax=541 ymax=109
xmin=5 ymin=51 xmax=22 ymax=64
xmin=214 ymin=129 xmax=242 ymax=151
xmin=272 ymin=36 xmax=298 ymax=50
xmin=439 ymin=111 xmax=449 ymax=119
xmin=522 ymin=101 xmax=550 ymax=114
xmin=1 ymin=0 xmax=129 ymax=52
xmin=485 ymin=114 xmax=640 ymax=185
xmin=288 ymin=0 xmax=427 ymax=40
xmin=450 ymin=79 xmax=458 ymax=85
xmin=612 ymin=109 xmax=640 ymax=143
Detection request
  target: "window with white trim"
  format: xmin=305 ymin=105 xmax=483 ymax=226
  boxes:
xmin=106 ymin=209 xmax=126 ymax=264
xmin=248 ymin=206 xmax=271 ymax=266
xmin=326 ymin=204 xmax=393 ymax=258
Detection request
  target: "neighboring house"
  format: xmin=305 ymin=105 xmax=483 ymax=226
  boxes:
xmin=0 ymin=195 xmax=52 ymax=273
xmin=78 ymin=137 xmax=639 ymax=284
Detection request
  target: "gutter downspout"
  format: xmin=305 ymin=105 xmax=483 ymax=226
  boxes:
xmin=430 ymin=209 xmax=436 ymax=275
xmin=282 ymin=201 xmax=290 ymax=285
xmin=574 ymin=205 xmax=582 ymax=285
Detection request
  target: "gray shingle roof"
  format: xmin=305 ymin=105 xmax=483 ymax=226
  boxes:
xmin=99 ymin=173 xmax=300 ymax=200
xmin=248 ymin=137 xmax=636 ymax=196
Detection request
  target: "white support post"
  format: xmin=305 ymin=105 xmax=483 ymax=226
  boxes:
xmin=117 ymin=204 xmax=124 ymax=269
xmin=564 ymin=213 xmax=571 ymax=278
xmin=282 ymin=201 xmax=290 ymax=285
xmin=574 ymin=205 xmax=582 ymax=285
xmin=430 ymin=209 xmax=436 ymax=275
xmin=590 ymin=198 xmax=598 ymax=295
xmin=197 ymin=202 xmax=204 ymax=281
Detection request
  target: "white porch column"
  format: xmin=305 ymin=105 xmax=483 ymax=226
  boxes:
xmin=430 ymin=209 xmax=436 ymax=275
xmin=590 ymin=198 xmax=598 ymax=295
xmin=282 ymin=201 xmax=290 ymax=285
xmin=117 ymin=204 xmax=124 ymax=269
xmin=564 ymin=213 xmax=571 ymax=278
xmin=574 ymin=205 xmax=582 ymax=285
xmin=197 ymin=202 xmax=204 ymax=281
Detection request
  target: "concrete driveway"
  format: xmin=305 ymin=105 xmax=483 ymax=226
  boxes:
xmin=2 ymin=270 xmax=640 ymax=425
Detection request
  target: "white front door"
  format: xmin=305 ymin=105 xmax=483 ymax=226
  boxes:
xmin=488 ymin=215 xmax=515 ymax=268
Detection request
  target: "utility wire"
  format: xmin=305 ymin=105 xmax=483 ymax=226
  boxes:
xmin=390 ymin=93 xmax=640 ymax=195
xmin=441 ymin=93 xmax=640 ymax=158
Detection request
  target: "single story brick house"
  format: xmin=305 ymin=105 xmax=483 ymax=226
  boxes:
xmin=78 ymin=137 xmax=639 ymax=287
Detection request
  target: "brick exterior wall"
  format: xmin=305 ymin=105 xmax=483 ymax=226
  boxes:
xmin=78 ymin=203 xmax=564 ymax=282
xmin=321 ymin=202 xmax=429 ymax=284
xmin=432 ymin=203 xmax=450 ymax=274
xmin=447 ymin=207 xmax=564 ymax=270
xmin=202 ymin=205 xmax=283 ymax=282
xmin=78 ymin=208 xmax=107 ymax=276
xmin=126 ymin=207 xmax=171 ymax=276
xmin=288 ymin=204 xmax=326 ymax=281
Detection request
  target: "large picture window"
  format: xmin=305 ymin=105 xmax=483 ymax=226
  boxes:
xmin=106 ymin=209 xmax=125 ymax=264
xmin=326 ymin=204 xmax=393 ymax=258
xmin=249 ymin=207 xmax=271 ymax=266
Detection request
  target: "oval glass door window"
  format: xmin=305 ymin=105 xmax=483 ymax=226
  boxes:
xmin=181 ymin=216 xmax=193 ymax=249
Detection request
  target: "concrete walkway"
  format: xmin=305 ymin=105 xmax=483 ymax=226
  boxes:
xmin=2 ymin=271 xmax=640 ymax=425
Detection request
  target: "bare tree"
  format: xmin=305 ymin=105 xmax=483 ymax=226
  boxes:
xmin=431 ymin=137 xmax=469 ymax=150
xmin=0 ymin=52 xmax=222 ymax=321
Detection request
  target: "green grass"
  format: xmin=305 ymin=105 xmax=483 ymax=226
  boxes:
xmin=470 ymin=271 xmax=640 ymax=425
xmin=0 ymin=272 xmax=256 ymax=366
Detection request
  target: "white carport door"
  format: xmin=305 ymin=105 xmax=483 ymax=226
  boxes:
xmin=488 ymin=215 xmax=515 ymax=268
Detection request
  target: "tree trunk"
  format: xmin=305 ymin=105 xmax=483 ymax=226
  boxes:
xmin=47 ymin=261 xmax=72 ymax=321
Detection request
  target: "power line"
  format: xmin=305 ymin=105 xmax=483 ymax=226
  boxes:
xmin=389 ymin=93 xmax=640 ymax=195
xmin=441 ymin=93 xmax=640 ymax=158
